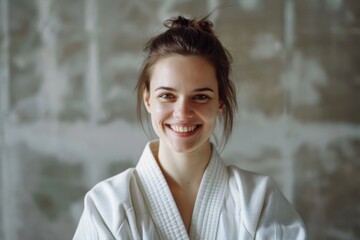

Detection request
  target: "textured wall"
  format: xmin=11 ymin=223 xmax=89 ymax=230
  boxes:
xmin=0 ymin=0 xmax=359 ymax=239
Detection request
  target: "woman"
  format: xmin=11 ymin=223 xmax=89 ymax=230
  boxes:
xmin=74 ymin=16 xmax=306 ymax=240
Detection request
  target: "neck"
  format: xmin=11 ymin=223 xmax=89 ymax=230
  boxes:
xmin=156 ymin=141 xmax=212 ymax=189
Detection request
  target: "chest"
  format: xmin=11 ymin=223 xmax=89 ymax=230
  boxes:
xmin=126 ymin=183 xmax=246 ymax=240
xmin=125 ymin=207 xmax=248 ymax=240
xmin=171 ymin=189 xmax=198 ymax=232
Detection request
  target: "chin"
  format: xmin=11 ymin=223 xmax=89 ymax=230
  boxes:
xmin=167 ymin=138 xmax=209 ymax=154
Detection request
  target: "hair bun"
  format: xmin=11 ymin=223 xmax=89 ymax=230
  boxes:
xmin=164 ymin=16 xmax=214 ymax=34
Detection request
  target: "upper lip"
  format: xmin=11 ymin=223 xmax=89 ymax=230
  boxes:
xmin=166 ymin=122 xmax=199 ymax=126
xmin=168 ymin=124 xmax=198 ymax=133
xmin=166 ymin=124 xmax=199 ymax=128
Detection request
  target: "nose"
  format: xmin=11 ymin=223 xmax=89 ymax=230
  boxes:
xmin=173 ymin=98 xmax=194 ymax=119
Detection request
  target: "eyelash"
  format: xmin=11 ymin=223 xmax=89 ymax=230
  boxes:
xmin=158 ymin=93 xmax=174 ymax=99
xmin=193 ymin=95 xmax=210 ymax=101
xmin=157 ymin=93 xmax=211 ymax=102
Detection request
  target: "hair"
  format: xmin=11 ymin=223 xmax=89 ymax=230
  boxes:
xmin=136 ymin=15 xmax=237 ymax=148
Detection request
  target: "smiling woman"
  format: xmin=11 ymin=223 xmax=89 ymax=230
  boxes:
xmin=144 ymin=55 xmax=221 ymax=154
xmin=73 ymin=15 xmax=307 ymax=240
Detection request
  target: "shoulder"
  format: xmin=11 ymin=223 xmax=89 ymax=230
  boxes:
xmin=225 ymin=165 xmax=281 ymax=219
xmin=74 ymin=168 xmax=140 ymax=239
xmin=227 ymin=165 xmax=277 ymax=194
xmin=226 ymin=165 xmax=292 ymax=213
xmin=226 ymin=166 xmax=306 ymax=239
xmin=91 ymin=168 xmax=137 ymax=195
xmin=84 ymin=168 xmax=138 ymax=216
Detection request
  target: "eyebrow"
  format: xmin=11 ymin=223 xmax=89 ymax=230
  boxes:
xmin=154 ymin=86 xmax=214 ymax=92
xmin=194 ymin=87 xmax=214 ymax=93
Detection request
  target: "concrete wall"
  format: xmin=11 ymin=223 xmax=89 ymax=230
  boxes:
xmin=1 ymin=0 xmax=359 ymax=239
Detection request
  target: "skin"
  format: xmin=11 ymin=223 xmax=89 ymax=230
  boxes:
xmin=143 ymin=55 xmax=223 ymax=232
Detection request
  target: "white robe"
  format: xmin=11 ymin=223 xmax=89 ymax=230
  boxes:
xmin=74 ymin=141 xmax=306 ymax=240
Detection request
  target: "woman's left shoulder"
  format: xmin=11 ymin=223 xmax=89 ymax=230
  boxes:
xmin=225 ymin=165 xmax=291 ymax=211
xmin=226 ymin=165 xmax=278 ymax=193
xmin=225 ymin=165 xmax=307 ymax=239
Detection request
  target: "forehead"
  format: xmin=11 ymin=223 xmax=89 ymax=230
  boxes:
xmin=149 ymin=55 xmax=218 ymax=90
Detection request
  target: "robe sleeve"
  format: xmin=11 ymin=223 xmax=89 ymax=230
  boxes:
xmin=255 ymin=179 xmax=307 ymax=240
xmin=73 ymin=194 xmax=117 ymax=240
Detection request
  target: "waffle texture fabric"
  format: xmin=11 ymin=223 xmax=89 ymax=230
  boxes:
xmin=73 ymin=140 xmax=306 ymax=240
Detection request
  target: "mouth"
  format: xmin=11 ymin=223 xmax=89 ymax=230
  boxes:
xmin=170 ymin=124 xmax=197 ymax=132
xmin=166 ymin=124 xmax=200 ymax=136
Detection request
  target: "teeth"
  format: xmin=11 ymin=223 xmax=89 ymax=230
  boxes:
xmin=170 ymin=125 xmax=197 ymax=133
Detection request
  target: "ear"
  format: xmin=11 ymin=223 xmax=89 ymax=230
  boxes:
xmin=143 ymin=90 xmax=151 ymax=113
xmin=218 ymin=101 xmax=224 ymax=115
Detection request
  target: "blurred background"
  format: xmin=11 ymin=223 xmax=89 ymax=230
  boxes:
xmin=0 ymin=0 xmax=359 ymax=239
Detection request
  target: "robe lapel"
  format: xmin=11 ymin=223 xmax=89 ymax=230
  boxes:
xmin=136 ymin=141 xmax=228 ymax=240
xmin=189 ymin=146 xmax=228 ymax=240
xmin=136 ymin=142 xmax=190 ymax=240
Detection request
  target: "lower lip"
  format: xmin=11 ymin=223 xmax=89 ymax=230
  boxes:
xmin=167 ymin=125 xmax=200 ymax=137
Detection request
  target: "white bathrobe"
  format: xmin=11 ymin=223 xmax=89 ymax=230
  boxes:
xmin=74 ymin=141 xmax=306 ymax=240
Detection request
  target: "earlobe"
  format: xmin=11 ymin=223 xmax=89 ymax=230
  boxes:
xmin=143 ymin=91 xmax=151 ymax=113
xmin=218 ymin=102 xmax=224 ymax=115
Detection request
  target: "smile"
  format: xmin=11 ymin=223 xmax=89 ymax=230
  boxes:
xmin=169 ymin=125 xmax=198 ymax=133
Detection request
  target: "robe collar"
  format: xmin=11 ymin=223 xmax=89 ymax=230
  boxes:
xmin=136 ymin=140 xmax=228 ymax=240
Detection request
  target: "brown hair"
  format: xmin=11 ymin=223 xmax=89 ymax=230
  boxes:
xmin=136 ymin=15 xmax=237 ymax=147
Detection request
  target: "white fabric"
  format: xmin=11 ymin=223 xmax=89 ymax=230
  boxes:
xmin=74 ymin=141 xmax=306 ymax=240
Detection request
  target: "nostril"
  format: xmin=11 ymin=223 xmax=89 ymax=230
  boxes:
xmin=173 ymin=110 xmax=194 ymax=119
xmin=173 ymin=101 xmax=194 ymax=119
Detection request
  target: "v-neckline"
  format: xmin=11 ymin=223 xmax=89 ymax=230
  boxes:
xmin=136 ymin=141 xmax=228 ymax=240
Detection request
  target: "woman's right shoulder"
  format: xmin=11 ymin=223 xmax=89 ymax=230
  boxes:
xmin=74 ymin=168 xmax=141 ymax=239
xmin=84 ymin=168 xmax=139 ymax=212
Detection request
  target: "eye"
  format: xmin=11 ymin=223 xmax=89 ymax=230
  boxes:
xmin=193 ymin=94 xmax=210 ymax=102
xmin=158 ymin=93 xmax=174 ymax=100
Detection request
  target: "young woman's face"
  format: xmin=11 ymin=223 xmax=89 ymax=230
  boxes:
xmin=144 ymin=55 xmax=223 ymax=153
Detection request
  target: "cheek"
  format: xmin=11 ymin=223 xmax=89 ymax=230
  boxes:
xmin=149 ymin=101 xmax=172 ymax=121
xmin=198 ymin=107 xmax=219 ymax=120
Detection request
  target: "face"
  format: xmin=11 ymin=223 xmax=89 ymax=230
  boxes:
xmin=144 ymin=55 xmax=223 ymax=154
